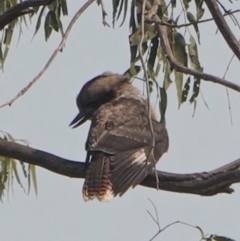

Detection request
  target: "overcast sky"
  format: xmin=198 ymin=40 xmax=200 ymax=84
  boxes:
xmin=1 ymin=1 xmax=240 ymax=241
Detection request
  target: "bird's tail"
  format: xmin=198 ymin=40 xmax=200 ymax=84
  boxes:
xmin=82 ymin=153 xmax=113 ymax=202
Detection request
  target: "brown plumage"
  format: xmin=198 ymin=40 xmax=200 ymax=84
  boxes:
xmin=70 ymin=73 xmax=169 ymax=201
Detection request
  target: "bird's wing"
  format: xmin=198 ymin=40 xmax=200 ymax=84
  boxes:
xmin=84 ymin=97 xmax=169 ymax=199
xmin=86 ymin=97 xmax=167 ymax=154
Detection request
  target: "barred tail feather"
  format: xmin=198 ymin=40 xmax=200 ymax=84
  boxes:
xmin=82 ymin=153 xmax=114 ymax=202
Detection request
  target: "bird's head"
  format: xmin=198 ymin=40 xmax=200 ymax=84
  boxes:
xmin=69 ymin=72 xmax=130 ymax=128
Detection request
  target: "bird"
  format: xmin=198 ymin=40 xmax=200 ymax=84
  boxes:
xmin=70 ymin=72 xmax=169 ymax=202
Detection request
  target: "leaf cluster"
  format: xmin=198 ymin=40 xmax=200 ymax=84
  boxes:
xmin=115 ymin=0 xmax=204 ymax=121
xmin=0 ymin=0 xmax=68 ymax=69
xmin=0 ymin=131 xmax=37 ymax=200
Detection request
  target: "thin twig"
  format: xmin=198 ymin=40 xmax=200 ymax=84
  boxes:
xmin=146 ymin=9 xmax=240 ymax=29
xmin=148 ymin=199 xmax=160 ymax=229
xmin=147 ymin=200 xmax=206 ymax=241
xmin=138 ymin=0 xmax=159 ymax=189
xmin=223 ymin=54 xmax=235 ymax=125
xmin=0 ymin=0 xmax=95 ymax=108
xmin=200 ymin=90 xmax=210 ymax=110
xmin=99 ymin=0 xmax=110 ymax=27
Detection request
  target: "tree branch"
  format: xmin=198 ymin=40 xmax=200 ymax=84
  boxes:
xmin=145 ymin=9 xmax=240 ymax=29
xmin=205 ymin=0 xmax=240 ymax=61
xmin=144 ymin=1 xmax=240 ymax=93
xmin=0 ymin=138 xmax=239 ymax=196
xmin=0 ymin=0 xmax=56 ymax=30
xmin=0 ymin=0 xmax=95 ymax=109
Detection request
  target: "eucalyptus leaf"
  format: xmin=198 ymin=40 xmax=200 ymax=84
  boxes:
xmin=33 ymin=6 xmax=45 ymax=38
xmin=148 ymin=36 xmax=159 ymax=70
xmin=205 ymin=234 xmax=235 ymax=241
xmin=187 ymin=11 xmax=200 ymax=44
xmin=172 ymin=32 xmax=188 ymax=67
xmin=159 ymin=87 xmax=167 ymax=125
xmin=119 ymin=0 xmax=128 ymax=27
xmin=174 ymin=70 xmax=183 ymax=108
xmin=163 ymin=62 xmax=172 ymax=90
xmin=183 ymin=0 xmax=192 ymax=9
xmin=30 ymin=164 xmax=38 ymax=196
xmin=123 ymin=65 xmax=141 ymax=79
xmin=44 ymin=11 xmax=53 ymax=41
xmin=188 ymin=35 xmax=201 ymax=70
xmin=182 ymin=76 xmax=190 ymax=103
xmin=189 ymin=76 xmax=201 ymax=103
xmin=112 ymin=0 xmax=121 ymax=27
xmin=60 ymin=0 xmax=68 ymax=16
xmin=194 ymin=0 xmax=204 ymax=20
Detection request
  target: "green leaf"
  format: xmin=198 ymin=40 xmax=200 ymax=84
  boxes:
xmin=29 ymin=164 xmax=38 ymax=196
xmin=187 ymin=11 xmax=200 ymax=44
xmin=129 ymin=25 xmax=156 ymax=46
xmin=119 ymin=0 xmax=128 ymax=27
xmin=60 ymin=0 xmax=68 ymax=16
xmin=44 ymin=11 xmax=53 ymax=41
xmin=50 ymin=11 xmax=59 ymax=32
xmin=194 ymin=0 xmax=204 ymax=20
xmin=47 ymin=0 xmax=58 ymax=11
xmin=163 ymin=62 xmax=172 ymax=90
xmin=171 ymin=0 xmax=176 ymax=8
xmin=0 ymin=43 xmax=3 ymax=65
xmin=155 ymin=62 xmax=161 ymax=78
xmin=172 ymin=32 xmax=188 ymax=67
xmin=129 ymin=28 xmax=141 ymax=46
xmin=33 ymin=6 xmax=45 ymax=38
xmin=183 ymin=0 xmax=192 ymax=9
xmin=4 ymin=22 xmax=15 ymax=46
xmin=157 ymin=0 xmax=168 ymax=18
xmin=205 ymin=234 xmax=235 ymax=241
xmin=130 ymin=45 xmax=138 ymax=63
xmin=5 ymin=132 xmax=15 ymax=142
xmin=192 ymin=99 xmax=197 ymax=117
xmin=189 ymin=76 xmax=201 ymax=103
xmin=188 ymin=35 xmax=201 ymax=70
xmin=0 ymin=131 xmax=38 ymax=200
xmin=116 ymin=0 xmax=124 ymax=21
xmin=123 ymin=65 xmax=141 ymax=79
xmin=147 ymin=64 xmax=155 ymax=79
xmin=159 ymin=87 xmax=167 ymax=125
xmin=174 ymin=70 xmax=183 ymax=108
xmin=148 ymin=36 xmax=159 ymax=70
xmin=12 ymin=160 xmax=26 ymax=193
xmin=129 ymin=0 xmax=137 ymax=31
xmin=188 ymin=36 xmax=202 ymax=103
xmin=112 ymin=0 xmax=121 ymax=27
xmin=181 ymin=76 xmax=190 ymax=103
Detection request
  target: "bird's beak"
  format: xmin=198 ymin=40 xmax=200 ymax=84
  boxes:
xmin=69 ymin=108 xmax=95 ymax=128
xmin=69 ymin=111 xmax=89 ymax=128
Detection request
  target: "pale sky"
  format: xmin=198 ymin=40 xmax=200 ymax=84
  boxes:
xmin=1 ymin=1 xmax=240 ymax=241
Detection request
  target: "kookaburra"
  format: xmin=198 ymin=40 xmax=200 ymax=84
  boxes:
xmin=70 ymin=72 xmax=169 ymax=201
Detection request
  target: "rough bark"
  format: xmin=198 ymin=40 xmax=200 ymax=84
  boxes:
xmin=1 ymin=138 xmax=240 ymax=196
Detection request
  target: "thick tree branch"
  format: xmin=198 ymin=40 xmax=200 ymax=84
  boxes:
xmin=0 ymin=0 xmax=56 ymax=30
xmin=205 ymin=0 xmax=240 ymax=61
xmin=0 ymin=138 xmax=240 ymax=196
xmin=144 ymin=1 xmax=240 ymax=93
